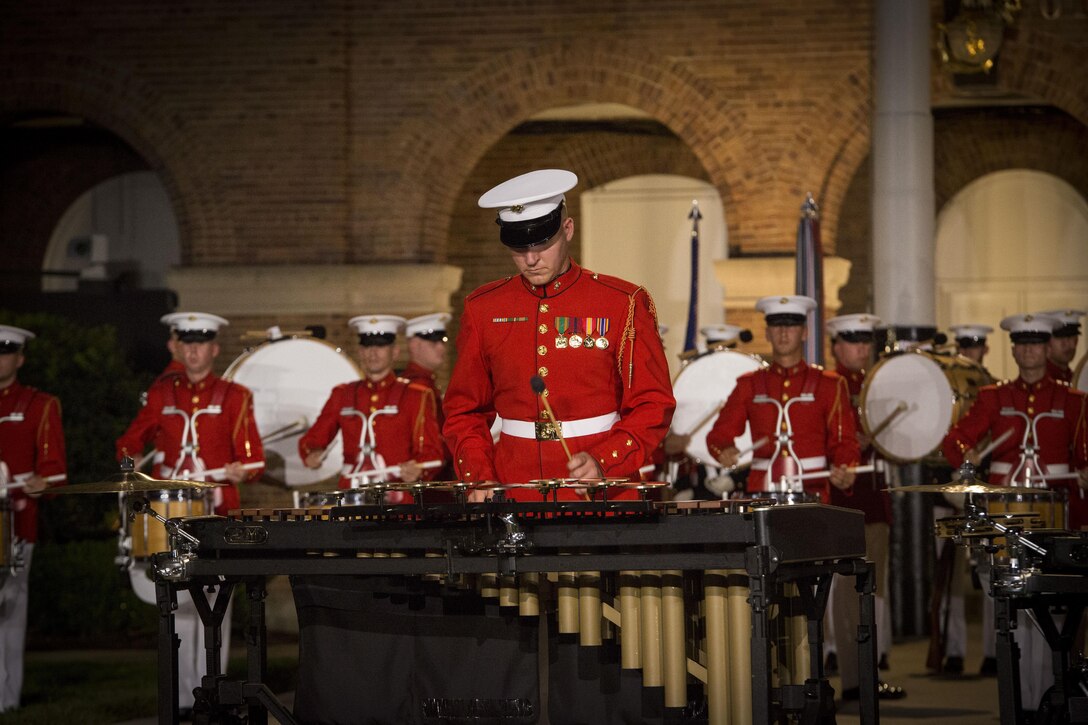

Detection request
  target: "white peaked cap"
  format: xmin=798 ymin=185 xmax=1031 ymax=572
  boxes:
xmin=700 ymin=323 xmax=745 ymax=343
xmin=0 ymin=325 xmax=35 ymax=347
xmin=755 ymin=295 xmax=818 ymax=318
xmin=406 ymin=313 xmax=451 ymax=337
xmin=826 ymin=313 xmax=881 ymax=337
xmin=478 ymin=169 xmax=578 ymax=222
xmin=949 ymin=324 xmax=993 ymax=341
xmin=349 ymin=314 xmax=407 ymax=337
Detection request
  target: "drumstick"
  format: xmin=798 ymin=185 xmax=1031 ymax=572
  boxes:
xmin=1 ymin=473 xmax=67 ymax=493
xmin=188 ymin=461 xmax=265 ymax=480
xmin=974 ymin=428 xmax=1014 ymax=462
xmin=787 ymin=464 xmax=876 ymax=483
xmin=262 ymin=416 xmax=308 ymax=444
xmin=728 ymin=436 xmax=769 ymax=471
xmin=868 ymin=401 xmax=908 ymax=439
xmin=530 ymin=376 xmax=573 ymax=463
xmin=683 ymin=403 xmax=725 ymax=438
xmin=345 ymin=459 xmax=443 ymax=480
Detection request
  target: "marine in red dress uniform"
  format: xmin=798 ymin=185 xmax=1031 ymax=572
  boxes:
xmin=943 ymin=314 xmax=1088 ymax=528
xmin=299 ymin=315 xmax=444 ymax=489
xmin=116 ymin=312 xmax=264 ymax=516
xmin=443 ymin=172 xmax=673 ymax=500
xmin=706 ymin=296 xmax=859 ymax=503
xmin=1038 ymin=308 xmax=1083 ymax=385
xmin=0 ymin=325 xmax=66 ymax=712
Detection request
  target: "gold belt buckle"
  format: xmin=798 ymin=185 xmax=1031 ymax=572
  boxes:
xmin=535 ymin=420 xmax=562 ymax=441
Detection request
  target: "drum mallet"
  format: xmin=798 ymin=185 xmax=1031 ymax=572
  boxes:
xmin=262 ymin=416 xmax=309 ymax=444
xmin=530 ymin=376 xmax=574 ymax=463
xmin=868 ymin=401 xmax=908 ymax=439
xmin=974 ymin=427 xmax=1014 ymax=463
xmin=684 ymin=404 xmax=727 ymax=438
xmin=728 ymin=436 xmax=769 ymax=471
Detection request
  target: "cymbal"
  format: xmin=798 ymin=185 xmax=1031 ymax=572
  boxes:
xmin=892 ymin=482 xmax=1044 ymax=495
xmin=54 ymin=470 xmax=221 ymax=494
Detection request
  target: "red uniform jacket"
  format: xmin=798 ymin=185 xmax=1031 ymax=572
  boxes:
xmin=401 ymin=361 xmax=445 ymax=428
xmin=116 ymin=373 xmax=264 ymax=515
xmin=0 ymin=382 xmax=66 ymax=542
xmin=943 ymin=375 xmax=1088 ymax=527
xmin=828 ymin=365 xmax=892 ymax=523
xmin=705 ymin=360 xmax=859 ymax=503
xmin=1047 ymin=358 xmax=1073 ymax=385
xmin=442 ymin=260 xmax=675 ymax=499
xmin=299 ymin=373 xmax=444 ymax=488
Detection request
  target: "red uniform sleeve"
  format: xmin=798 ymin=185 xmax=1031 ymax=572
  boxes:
xmin=443 ymin=303 xmax=499 ymax=483
xmin=706 ymin=375 xmax=754 ymax=461
xmin=585 ymin=288 xmax=676 ymax=475
xmin=34 ymin=395 xmax=67 ymax=482
xmin=116 ymin=384 xmax=164 ymax=462
xmin=942 ymin=387 xmax=999 ymax=468
xmin=299 ymin=386 xmax=346 ymax=462
xmin=825 ymin=375 xmax=861 ymax=468
xmin=230 ymin=387 xmax=264 ymax=482
xmin=408 ymin=386 xmax=446 ymax=481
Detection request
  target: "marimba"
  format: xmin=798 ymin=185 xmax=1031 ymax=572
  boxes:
xmin=148 ymin=497 xmax=877 ymax=725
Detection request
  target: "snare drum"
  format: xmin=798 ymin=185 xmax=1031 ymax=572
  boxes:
xmin=127 ymin=489 xmax=210 ymax=559
xmin=670 ymin=350 xmax=765 ymax=467
xmin=225 ymin=336 xmax=361 ymax=487
xmin=935 ymin=512 xmax=1046 ymax=539
xmin=987 ymin=487 xmax=1068 ymax=531
xmin=860 ymin=351 xmax=992 ymax=462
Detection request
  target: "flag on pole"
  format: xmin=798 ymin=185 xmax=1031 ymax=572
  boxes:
xmin=683 ymin=200 xmax=702 ymax=353
xmin=794 ymin=193 xmax=824 ymax=365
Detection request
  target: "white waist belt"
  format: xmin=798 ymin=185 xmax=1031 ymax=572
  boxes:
xmin=989 ymin=461 xmax=1069 ymax=476
xmin=501 ymin=412 xmax=620 ymax=440
xmin=751 ymin=455 xmax=827 ymax=471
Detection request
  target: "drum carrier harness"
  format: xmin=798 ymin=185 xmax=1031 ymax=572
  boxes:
xmin=994 ymin=383 xmax=1070 ymax=486
xmin=750 ymin=367 xmax=825 ymax=492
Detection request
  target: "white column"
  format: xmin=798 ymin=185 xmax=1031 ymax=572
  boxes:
xmin=872 ymin=0 xmax=935 ymax=326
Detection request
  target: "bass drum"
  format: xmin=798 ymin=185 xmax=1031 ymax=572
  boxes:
xmin=860 ymin=350 xmax=991 ymax=463
xmin=670 ymin=350 xmax=765 ymax=467
xmin=1074 ymin=352 xmax=1088 ymax=393
xmin=225 ymin=336 xmax=361 ymax=487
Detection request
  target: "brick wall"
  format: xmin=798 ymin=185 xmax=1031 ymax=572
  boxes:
xmin=0 ymin=0 xmax=1084 ymax=342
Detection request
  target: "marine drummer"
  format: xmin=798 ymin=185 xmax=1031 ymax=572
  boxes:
xmin=950 ymin=323 xmax=992 ymax=366
xmin=0 ymin=325 xmax=67 ymax=713
xmin=1037 ymin=308 xmax=1084 ymax=384
xmin=824 ymin=313 xmax=905 ymax=700
xmin=663 ymin=323 xmax=752 ymax=499
xmin=941 ymin=312 xmax=1088 ymax=716
xmin=115 ymin=311 xmax=265 ymax=717
xmin=299 ymin=315 xmax=445 ymax=490
xmin=706 ymin=295 xmax=859 ymax=502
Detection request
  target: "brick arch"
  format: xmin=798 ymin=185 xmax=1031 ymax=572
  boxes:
xmin=389 ymin=42 xmax=768 ymax=261
xmin=998 ymin=22 xmax=1088 ymax=128
xmin=934 ymin=107 xmax=1088 ymax=211
xmin=0 ymin=52 xmax=234 ymax=264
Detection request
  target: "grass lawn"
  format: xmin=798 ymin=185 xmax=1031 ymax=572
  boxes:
xmin=0 ymin=645 xmax=298 ymax=724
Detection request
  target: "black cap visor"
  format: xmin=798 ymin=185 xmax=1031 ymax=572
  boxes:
xmin=414 ymin=330 xmax=448 ymax=343
xmin=497 ymin=202 xmax=564 ymax=249
xmin=955 ymin=337 xmax=986 ymax=349
xmin=359 ymin=333 xmax=396 ymax=347
xmin=176 ymin=330 xmax=217 ymax=343
xmin=1053 ymin=323 xmax=1081 ymax=338
xmin=1010 ymin=331 xmax=1051 ymax=344
xmin=765 ymin=313 xmax=806 ymax=327
xmin=0 ymin=341 xmax=23 ymax=354
xmin=835 ymin=330 xmax=874 ymax=343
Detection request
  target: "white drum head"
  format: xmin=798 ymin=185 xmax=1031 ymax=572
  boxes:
xmin=671 ymin=350 xmax=764 ymax=466
xmin=862 ymin=353 xmax=954 ymax=462
xmin=225 ymin=337 xmax=361 ymax=486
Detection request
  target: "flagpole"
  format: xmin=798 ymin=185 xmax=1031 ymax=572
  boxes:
xmin=683 ymin=200 xmax=702 ymax=353
xmin=794 ymin=193 xmax=824 ymax=365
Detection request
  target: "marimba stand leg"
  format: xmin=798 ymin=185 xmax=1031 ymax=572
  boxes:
xmin=189 ymin=580 xmax=235 ymax=717
xmin=155 ymin=580 xmax=180 ymax=725
xmin=995 ymin=594 xmax=1022 ymax=725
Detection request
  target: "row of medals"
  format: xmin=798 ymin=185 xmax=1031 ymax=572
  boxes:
xmin=556 ymin=333 xmax=609 ymax=350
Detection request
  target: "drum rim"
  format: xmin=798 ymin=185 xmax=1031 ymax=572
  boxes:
xmin=670 ymin=349 xmax=766 ymax=464
xmin=223 ymin=334 xmax=363 ymax=380
xmin=860 ymin=351 xmax=955 ymax=464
